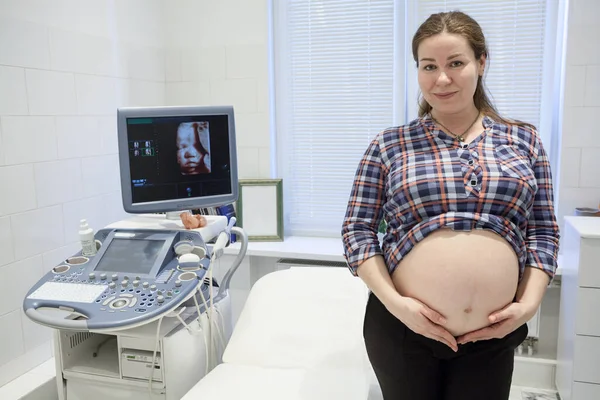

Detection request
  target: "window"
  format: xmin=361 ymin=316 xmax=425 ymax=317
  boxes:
xmin=272 ymin=0 xmax=563 ymax=238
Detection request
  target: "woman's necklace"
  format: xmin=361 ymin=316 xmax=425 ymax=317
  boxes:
xmin=431 ymin=113 xmax=481 ymax=143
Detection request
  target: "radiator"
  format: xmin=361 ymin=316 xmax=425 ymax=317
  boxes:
xmin=276 ymin=258 xmax=348 ymax=269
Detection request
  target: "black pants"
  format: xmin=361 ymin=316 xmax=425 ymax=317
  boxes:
xmin=363 ymin=293 xmax=528 ymax=400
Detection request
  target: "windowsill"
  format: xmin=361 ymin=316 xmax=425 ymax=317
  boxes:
xmin=223 ymin=236 xmax=345 ymax=262
xmin=224 ymin=235 xmax=564 ymax=276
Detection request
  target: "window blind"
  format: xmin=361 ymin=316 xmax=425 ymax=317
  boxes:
xmin=274 ymin=0 xmax=396 ymax=237
xmin=407 ymin=0 xmax=548 ymax=129
xmin=274 ymin=0 xmax=553 ymax=238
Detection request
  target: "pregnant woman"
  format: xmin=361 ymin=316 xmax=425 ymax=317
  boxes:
xmin=341 ymin=11 xmax=560 ymax=400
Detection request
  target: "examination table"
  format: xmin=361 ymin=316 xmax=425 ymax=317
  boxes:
xmin=182 ymin=266 xmax=372 ymax=400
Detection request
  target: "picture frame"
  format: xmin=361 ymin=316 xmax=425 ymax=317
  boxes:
xmin=236 ymin=179 xmax=284 ymax=241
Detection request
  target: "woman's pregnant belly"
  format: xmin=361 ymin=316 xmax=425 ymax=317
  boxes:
xmin=391 ymin=228 xmax=519 ymax=337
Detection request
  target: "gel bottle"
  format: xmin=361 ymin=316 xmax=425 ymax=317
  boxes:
xmin=79 ymin=219 xmax=97 ymax=256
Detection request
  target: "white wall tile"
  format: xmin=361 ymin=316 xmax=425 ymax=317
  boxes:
xmin=0 ymin=17 xmax=50 ymax=69
xmin=0 ymin=255 xmax=44 ymax=318
xmin=0 ymin=0 xmax=113 ymax=39
xmin=226 ymin=44 xmax=268 ymax=80
xmin=41 ymin=242 xmax=81 ymax=275
xmin=258 ymin=147 xmax=271 ymax=178
xmin=80 ymin=155 xmax=120 ymax=197
xmin=50 ymin=0 xmax=113 ymax=38
xmin=115 ymin=78 xmax=132 ymax=106
xmin=62 ymin=196 xmax=109 ymax=243
xmin=180 ymin=52 xmax=200 ymax=82
xmin=561 ymin=107 xmax=600 ymax=148
xmin=20 ymin=309 xmax=52 ymax=352
xmin=182 ymin=46 xmax=227 ymax=82
xmin=0 ymin=164 xmax=37 ymax=216
xmin=164 ymin=0 xmax=203 ymax=47
xmin=101 ymin=191 xmax=130 ymax=226
xmin=584 ymin=65 xmax=600 ymax=107
xmin=165 ymin=48 xmax=182 ymax=82
xmin=0 ymin=265 xmax=21 ymax=317
xmin=49 ymin=28 xmax=116 ymax=76
xmin=56 ymin=116 xmax=112 ymax=158
xmin=10 ymin=206 xmax=64 ymax=260
xmin=209 ymin=79 xmax=258 ymax=113
xmin=34 ymin=159 xmax=84 ymax=208
xmin=566 ymin=23 xmax=600 ymax=66
xmin=560 ymin=147 xmax=581 ymax=189
xmin=165 ymin=81 xmax=211 ymax=106
xmin=0 ymin=217 xmax=14 ymax=268
xmin=579 ymin=148 xmax=600 ymax=187
xmin=198 ymin=0 xmax=268 ymax=47
xmin=0 ymin=122 xmax=4 ymax=166
xmin=563 ymin=66 xmax=586 ymax=107
xmin=237 ymin=147 xmax=261 ymax=178
xmin=98 ymin=116 xmax=119 ymax=154
xmin=75 ymin=75 xmax=120 ymax=115
xmin=127 ymin=80 xmax=165 ymax=107
xmin=124 ymin=45 xmax=166 ymax=82
xmin=570 ymin=0 xmax=600 ymax=26
xmin=113 ymin=45 xmax=131 ymax=79
xmin=0 ymin=66 xmax=29 ymax=115
xmin=235 ymin=113 xmax=270 ymax=148
xmin=114 ymin=0 xmax=166 ymax=47
xmin=1 ymin=116 xmax=58 ymax=165
xmin=25 ymin=70 xmax=77 ymax=115
xmin=0 ymin=0 xmax=56 ymax=30
xmin=7 ymin=258 xmax=48 ymax=352
xmin=0 ymin=311 xmax=25 ymax=367
xmin=257 ymin=78 xmax=269 ymax=114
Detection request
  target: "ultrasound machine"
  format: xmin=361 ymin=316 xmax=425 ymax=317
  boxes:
xmin=23 ymin=106 xmax=248 ymax=400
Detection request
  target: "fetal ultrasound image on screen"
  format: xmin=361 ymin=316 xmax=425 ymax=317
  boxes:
xmin=175 ymin=121 xmax=212 ymax=176
xmin=126 ymin=115 xmax=232 ymax=204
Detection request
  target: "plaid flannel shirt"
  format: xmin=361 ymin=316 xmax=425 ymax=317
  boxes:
xmin=341 ymin=115 xmax=560 ymax=281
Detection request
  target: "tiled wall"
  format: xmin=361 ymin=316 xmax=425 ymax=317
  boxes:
xmin=164 ymin=0 xmax=271 ymax=179
xmin=0 ymin=0 xmax=167 ymax=387
xmin=557 ymin=0 xmax=600 ymax=228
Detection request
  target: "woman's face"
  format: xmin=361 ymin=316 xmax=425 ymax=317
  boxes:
xmin=417 ymin=32 xmax=485 ymax=116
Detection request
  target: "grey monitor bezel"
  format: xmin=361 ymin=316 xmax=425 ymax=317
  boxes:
xmin=117 ymin=105 xmax=239 ymax=214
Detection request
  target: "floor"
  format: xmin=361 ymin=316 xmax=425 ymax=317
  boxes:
xmin=511 ymin=387 xmax=560 ymax=400
xmin=1 ymin=358 xmax=560 ymax=400
xmin=366 ymin=385 xmax=559 ymax=400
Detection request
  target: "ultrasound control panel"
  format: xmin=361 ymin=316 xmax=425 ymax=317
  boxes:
xmin=23 ymin=228 xmax=211 ymax=331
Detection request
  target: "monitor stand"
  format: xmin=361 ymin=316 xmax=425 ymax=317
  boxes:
xmin=106 ymin=213 xmax=228 ymax=243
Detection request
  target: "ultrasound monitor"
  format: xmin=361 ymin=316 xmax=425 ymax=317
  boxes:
xmin=117 ymin=106 xmax=238 ymax=214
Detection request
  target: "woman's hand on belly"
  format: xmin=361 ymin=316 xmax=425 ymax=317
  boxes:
xmin=388 ymin=295 xmax=459 ymax=352
xmin=456 ymin=301 xmax=537 ymax=345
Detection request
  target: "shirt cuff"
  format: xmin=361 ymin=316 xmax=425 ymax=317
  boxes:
xmin=526 ymin=248 xmax=558 ymax=282
xmin=344 ymin=242 xmax=383 ymax=276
